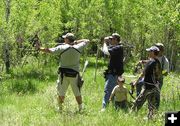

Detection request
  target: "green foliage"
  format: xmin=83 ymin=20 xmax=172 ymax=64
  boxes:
xmin=0 ymin=1 xmax=179 ymax=124
xmin=0 ymin=0 xmax=179 ymax=71
xmin=8 ymin=79 xmax=37 ymax=94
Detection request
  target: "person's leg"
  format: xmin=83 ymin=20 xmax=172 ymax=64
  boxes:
xmin=102 ymin=74 xmax=117 ymax=108
xmin=155 ymin=91 xmax=160 ymax=109
xmin=75 ymin=96 xmax=82 ymax=104
xmin=57 ymin=76 xmax=69 ymax=110
xmin=70 ymin=76 xmax=83 ymax=111
xmin=131 ymin=87 xmax=147 ymax=111
xmin=119 ymin=100 xmax=128 ymax=111
xmin=115 ymin=101 xmax=120 ymax=111
xmin=57 ymin=96 xmax=65 ymax=110
xmin=155 ymin=78 xmax=163 ymax=109
xmin=147 ymin=89 xmax=157 ymax=119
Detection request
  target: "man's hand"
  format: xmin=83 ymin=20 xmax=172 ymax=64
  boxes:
xmin=104 ymin=36 xmax=112 ymax=45
xmin=74 ymin=39 xmax=90 ymax=44
xmin=34 ymin=43 xmax=41 ymax=50
xmin=162 ymin=70 xmax=168 ymax=76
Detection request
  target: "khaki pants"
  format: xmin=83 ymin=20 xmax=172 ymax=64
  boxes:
xmin=57 ymin=74 xmax=81 ymax=97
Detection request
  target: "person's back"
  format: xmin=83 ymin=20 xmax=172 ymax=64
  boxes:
xmin=108 ymin=44 xmax=124 ymax=75
xmin=143 ymin=58 xmax=162 ymax=89
xmin=37 ymin=33 xmax=90 ymax=112
xmin=60 ymin=46 xmax=81 ymax=72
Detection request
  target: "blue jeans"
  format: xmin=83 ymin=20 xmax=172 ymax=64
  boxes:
xmin=102 ymin=74 xmax=117 ymax=108
xmin=136 ymin=79 xmax=144 ymax=97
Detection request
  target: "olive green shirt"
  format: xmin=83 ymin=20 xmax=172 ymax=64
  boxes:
xmin=111 ymin=85 xmax=128 ymax=102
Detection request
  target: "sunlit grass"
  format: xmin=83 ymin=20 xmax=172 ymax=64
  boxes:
xmin=0 ymin=57 xmax=179 ymax=126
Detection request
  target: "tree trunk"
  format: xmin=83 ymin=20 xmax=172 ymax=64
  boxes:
xmin=168 ymin=27 xmax=175 ymax=71
xmin=140 ymin=31 xmax=145 ymax=60
xmin=3 ymin=0 xmax=11 ymax=73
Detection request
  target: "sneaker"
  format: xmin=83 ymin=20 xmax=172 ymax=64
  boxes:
xmin=100 ymin=108 xmax=106 ymax=112
xmin=79 ymin=104 xmax=84 ymax=112
xmin=143 ymin=117 xmax=148 ymax=120
xmin=56 ymin=105 xmax=63 ymax=113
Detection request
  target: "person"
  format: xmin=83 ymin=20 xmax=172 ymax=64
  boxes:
xmin=154 ymin=43 xmax=169 ymax=109
xmin=155 ymin=43 xmax=169 ymax=88
xmin=109 ymin=76 xmax=128 ymax=111
xmin=101 ymin=33 xmax=124 ymax=111
xmin=131 ymin=46 xmax=162 ymax=119
xmin=36 ymin=33 xmax=90 ymax=112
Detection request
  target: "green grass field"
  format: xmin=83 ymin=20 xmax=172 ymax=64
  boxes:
xmin=0 ymin=56 xmax=179 ymax=126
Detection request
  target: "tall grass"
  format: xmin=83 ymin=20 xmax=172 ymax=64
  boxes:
xmin=0 ymin=56 xmax=179 ymax=126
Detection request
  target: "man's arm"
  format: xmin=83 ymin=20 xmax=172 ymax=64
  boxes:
xmin=109 ymin=88 xmax=115 ymax=102
xmin=39 ymin=47 xmax=51 ymax=53
xmin=74 ymin=39 xmax=90 ymax=44
xmin=35 ymin=42 xmax=67 ymax=54
xmin=102 ymin=43 xmax=110 ymax=55
xmin=34 ymin=40 xmax=51 ymax=53
xmin=162 ymin=56 xmax=169 ymax=76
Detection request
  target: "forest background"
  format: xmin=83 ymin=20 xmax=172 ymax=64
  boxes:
xmin=0 ymin=0 xmax=180 ymax=126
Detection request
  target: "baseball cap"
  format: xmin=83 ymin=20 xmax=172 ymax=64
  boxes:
xmin=112 ymin=33 xmax=120 ymax=39
xmin=146 ymin=46 xmax=160 ymax=52
xmin=155 ymin=43 xmax=164 ymax=51
xmin=62 ymin=33 xmax=75 ymax=40
xmin=155 ymin=43 xmax=164 ymax=47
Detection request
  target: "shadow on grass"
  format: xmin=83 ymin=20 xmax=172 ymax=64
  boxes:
xmin=7 ymin=68 xmax=57 ymax=94
xmin=8 ymin=79 xmax=37 ymax=94
xmin=11 ymin=69 xmax=57 ymax=81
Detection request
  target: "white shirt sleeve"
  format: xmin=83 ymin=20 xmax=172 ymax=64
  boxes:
xmin=102 ymin=43 xmax=110 ymax=55
xmin=74 ymin=41 xmax=89 ymax=52
xmin=163 ymin=57 xmax=170 ymax=73
xmin=49 ymin=44 xmax=69 ymax=54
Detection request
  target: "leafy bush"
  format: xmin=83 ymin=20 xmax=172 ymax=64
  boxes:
xmin=8 ymin=79 xmax=37 ymax=94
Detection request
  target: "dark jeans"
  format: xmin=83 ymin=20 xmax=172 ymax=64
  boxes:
xmin=115 ymin=100 xmax=127 ymax=110
xmin=136 ymin=79 xmax=144 ymax=97
xmin=155 ymin=77 xmax=163 ymax=109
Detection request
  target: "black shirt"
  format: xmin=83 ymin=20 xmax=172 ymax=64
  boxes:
xmin=144 ymin=58 xmax=162 ymax=89
xmin=108 ymin=44 xmax=124 ymax=76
